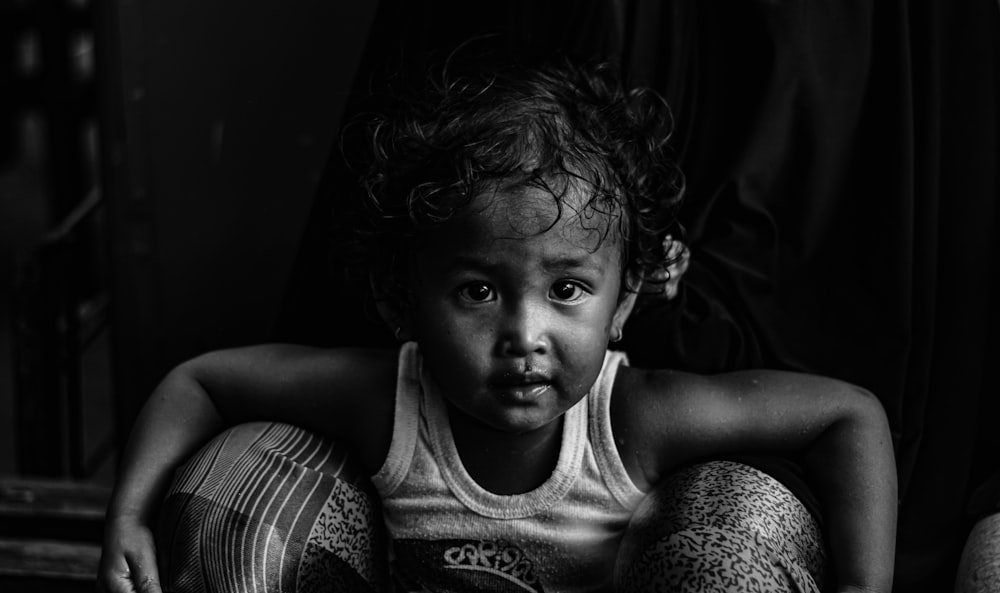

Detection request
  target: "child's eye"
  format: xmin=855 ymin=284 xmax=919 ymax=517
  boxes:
xmin=458 ymin=282 xmax=496 ymax=303
xmin=550 ymin=281 xmax=586 ymax=303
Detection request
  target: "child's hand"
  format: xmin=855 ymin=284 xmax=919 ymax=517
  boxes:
xmin=97 ymin=517 xmax=162 ymax=593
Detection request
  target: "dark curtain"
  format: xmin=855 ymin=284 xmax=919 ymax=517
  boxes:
xmin=621 ymin=2 xmax=1000 ymax=591
xmin=275 ymin=1 xmax=1000 ymax=591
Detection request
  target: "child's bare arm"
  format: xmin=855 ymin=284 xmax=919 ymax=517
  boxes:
xmin=614 ymin=368 xmax=897 ymax=593
xmin=97 ymin=345 xmax=396 ymax=593
xmin=797 ymin=382 xmax=897 ymax=593
xmin=98 ymin=361 xmax=226 ymax=593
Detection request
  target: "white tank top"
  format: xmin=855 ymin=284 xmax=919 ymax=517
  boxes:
xmin=372 ymin=342 xmax=644 ymax=593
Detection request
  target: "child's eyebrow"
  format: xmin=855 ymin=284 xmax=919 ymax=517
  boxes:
xmin=447 ymin=253 xmax=604 ymax=272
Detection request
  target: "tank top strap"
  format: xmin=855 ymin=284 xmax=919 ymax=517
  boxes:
xmin=371 ymin=342 xmax=421 ymax=496
xmin=589 ymin=349 xmax=645 ymax=508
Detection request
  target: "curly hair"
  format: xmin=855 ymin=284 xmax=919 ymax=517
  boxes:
xmin=337 ymin=55 xmax=684 ymax=305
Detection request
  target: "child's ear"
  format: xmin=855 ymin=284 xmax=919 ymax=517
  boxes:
xmin=611 ymin=276 xmax=640 ymax=342
xmin=370 ymin=272 xmax=413 ymax=342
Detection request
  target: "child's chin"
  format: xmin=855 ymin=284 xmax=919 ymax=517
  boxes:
xmin=488 ymin=411 xmax=560 ymax=435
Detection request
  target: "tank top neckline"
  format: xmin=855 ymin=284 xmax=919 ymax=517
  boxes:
xmin=420 ymin=367 xmax=588 ymax=519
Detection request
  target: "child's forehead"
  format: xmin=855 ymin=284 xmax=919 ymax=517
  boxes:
xmin=431 ymin=184 xmax=623 ymax=254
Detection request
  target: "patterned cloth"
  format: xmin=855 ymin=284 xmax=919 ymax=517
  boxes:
xmin=616 ymin=461 xmax=828 ymax=592
xmin=157 ymin=422 xmax=388 ymax=593
xmin=156 ymin=425 xmax=827 ymax=592
xmin=955 ymin=512 xmax=1000 ymax=593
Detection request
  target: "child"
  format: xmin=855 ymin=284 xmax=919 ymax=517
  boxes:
xmin=98 ymin=57 xmax=896 ymax=593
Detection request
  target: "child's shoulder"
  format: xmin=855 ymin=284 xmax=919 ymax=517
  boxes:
xmin=609 ymin=365 xmax=712 ymax=488
xmin=270 ymin=344 xmax=401 ymax=416
xmin=611 ymin=364 xmax=714 ymax=406
xmin=291 ymin=345 xmax=401 ymax=388
xmin=610 ymin=365 xmax=717 ymax=437
xmin=304 ymin=346 xmax=401 ymax=472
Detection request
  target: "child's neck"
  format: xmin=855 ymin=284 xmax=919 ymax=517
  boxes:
xmin=446 ymin=403 xmax=564 ymax=496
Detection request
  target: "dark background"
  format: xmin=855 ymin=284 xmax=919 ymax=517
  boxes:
xmin=1 ymin=1 xmax=997 ymax=592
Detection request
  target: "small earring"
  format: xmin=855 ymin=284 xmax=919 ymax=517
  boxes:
xmin=394 ymin=326 xmax=404 ymax=341
xmin=611 ymin=327 xmax=623 ymax=343
xmin=664 ymin=268 xmax=672 ymax=282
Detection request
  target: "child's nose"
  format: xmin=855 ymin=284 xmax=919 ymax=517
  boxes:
xmin=499 ymin=301 xmax=550 ymax=357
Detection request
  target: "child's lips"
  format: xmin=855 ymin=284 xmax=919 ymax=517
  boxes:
xmin=496 ymin=382 xmax=552 ymax=403
xmin=495 ymin=369 xmax=550 ymax=383
xmin=492 ymin=372 xmax=553 ymax=403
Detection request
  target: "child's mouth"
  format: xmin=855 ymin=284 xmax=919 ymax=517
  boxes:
xmin=497 ymin=382 xmax=552 ymax=403
xmin=492 ymin=370 xmax=553 ymax=403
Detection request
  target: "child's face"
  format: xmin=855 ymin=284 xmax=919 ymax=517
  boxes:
xmin=407 ymin=184 xmax=635 ymax=435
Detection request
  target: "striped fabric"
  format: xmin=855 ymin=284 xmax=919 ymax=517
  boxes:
xmin=157 ymin=422 xmax=388 ymax=593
